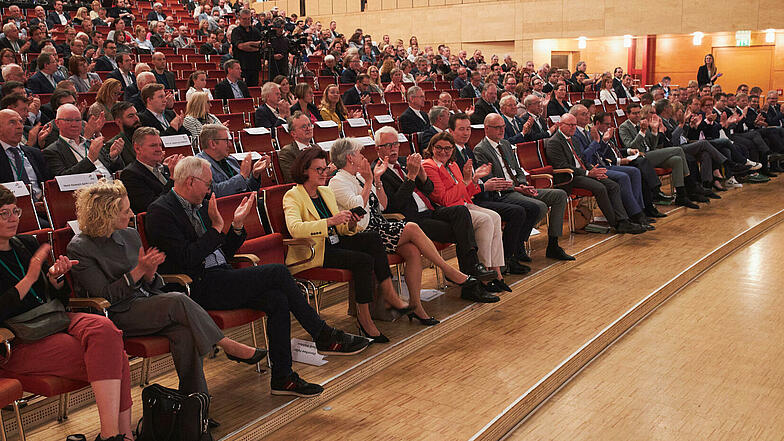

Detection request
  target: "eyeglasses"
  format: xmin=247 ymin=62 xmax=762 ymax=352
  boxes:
xmin=56 ymin=118 xmax=82 ymax=123
xmin=377 ymin=141 xmax=400 ymax=149
xmin=191 ymin=176 xmax=212 ymax=187
xmin=433 ymin=145 xmax=453 ymax=152
xmin=0 ymin=208 xmax=22 ymax=220
xmin=561 ymin=122 xmax=577 ymax=127
xmin=310 ymin=166 xmax=329 ymax=174
xmin=486 ymin=125 xmax=505 ymax=130
xmin=212 ymin=138 xmax=232 ymax=142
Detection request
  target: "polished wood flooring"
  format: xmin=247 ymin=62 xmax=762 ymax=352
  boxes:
xmin=263 ymin=180 xmax=784 ymax=441
xmin=15 ymin=178 xmax=784 ymax=440
xmin=507 ymin=221 xmax=784 ymax=440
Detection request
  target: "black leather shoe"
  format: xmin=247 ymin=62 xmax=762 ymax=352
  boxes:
xmin=704 ymin=191 xmax=721 ymax=199
xmin=546 ymin=245 xmax=575 ymax=261
xmin=616 ymin=220 xmax=646 ymax=234
xmin=460 ymin=284 xmax=500 ymax=303
xmin=687 ymin=192 xmax=709 ymax=203
xmin=656 ymin=190 xmax=674 ymax=200
xmin=516 ymin=250 xmax=532 ymax=263
xmin=645 ymin=207 xmax=667 ymax=218
xmin=208 ymin=418 xmax=220 ymax=428
xmin=488 ymin=279 xmax=512 ymax=292
xmin=469 ymin=263 xmax=497 ymax=281
xmin=226 ymin=348 xmax=267 ymax=365
xmin=504 ymin=260 xmax=531 ymax=275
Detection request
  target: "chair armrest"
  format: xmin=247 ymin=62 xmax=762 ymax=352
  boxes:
xmin=230 ymin=253 xmax=260 ymax=266
xmin=382 ymin=213 xmax=405 ymax=220
xmin=283 ymin=238 xmax=316 ymax=268
xmin=550 ymin=169 xmax=574 ymax=187
xmin=0 ymin=327 xmax=13 ymax=343
xmin=162 ymin=274 xmax=193 ymax=286
xmin=69 ymin=297 xmax=111 ymax=311
xmin=528 ymin=174 xmax=554 ymax=189
xmin=552 ymin=168 xmax=574 ymax=174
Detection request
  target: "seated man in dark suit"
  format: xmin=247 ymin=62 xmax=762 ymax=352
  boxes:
xmin=340 ymin=73 xmax=371 ymax=107
xmin=340 ymin=55 xmax=360 ymax=84
xmin=147 ymin=3 xmax=167 ymax=22
xmin=150 ymin=52 xmax=176 ymax=90
xmin=498 ymin=95 xmax=529 ymax=144
xmin=28 ymin=54 xmax=61 ymax=95
xmin=195 ymin=124 xmax=270 ymax=197
xmin=107 ymin=101 xmax=142 ymax=165
xmin=474 ymin=113 xmax=575 ymax=261
xmin=277 ymin=112 xmax=318 ymax=183
xmin=214 ymin=60 xmax=251 ymax=100
xmin=544 ymin=113 xmax=647 ymax=233
xmin=398 ymin=86 xmax=431 ymax=134
xmin=145 ymin=156 xmax=368 ymax=397
xmin=614 ymin=74 xmax=635 ymax=100
xmin=121 ymin=126 xmax=182 ymax=213
xmin=137 ymin=83 xmax=191 ymax=137
xmin=94 ymin=41 xmax=119 ymax=71
xmin=0 ymin=109 xmax=52 ymax=201
xmin=469 ymin=82 xmax=501 ymax=125
xmin=46 ymin=0 xmax=71 ymax=28
xmin=319 ymin=54 xmax=341 ymax=78
xmin=520 ymin=94 xmax=558 ymax=142
xmin=43 ymin=104 xmax=126 ymax=177
xmin=126 ymin=72 xmax=157 ymax=112
xmin=373 ymin=125 xmax=496 ymax=291
xmin=459 ymin=71 xmax=482 ymax=99
xmin=418 ymin=106 xmax=449 ymax=148
xmin=254 ymin=82 xmax=291 ymax=129
xmin=108 ymin=53 xmax=137 ymax=92
xmin=453 ymin=67 xmax=468 ymax=91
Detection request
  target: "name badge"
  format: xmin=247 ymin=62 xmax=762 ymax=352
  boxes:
xmin=328 ymin=233 xmax=340 ymax=245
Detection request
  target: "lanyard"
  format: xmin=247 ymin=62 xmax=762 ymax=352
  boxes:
xmin=7 ymin=148 xmax=26 ymax=181
xmin=312 ymin=196 xmax=331 ymax=219
xmin=195 ymin=211 xmax=207 ymax=231
xmin=444 ymin=163 xmax=459 ymax=184
xmin=0 ymin=249 xmax=44 ymax=303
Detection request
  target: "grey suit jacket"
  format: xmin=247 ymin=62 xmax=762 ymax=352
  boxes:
xmin=278 ymin=142 xmax=313 ymax=184
xmin=473 ymin=137 xmax=528 ymax=186
xmin=618 ymin=119 xmax=657 ymax=152
xmin=67 ymin=228 xmax=166 ymax=313
xmin=545 ymin=130 xmax=587 ymax=177
xmin=43 ymin=137 xmax=125 ymax=176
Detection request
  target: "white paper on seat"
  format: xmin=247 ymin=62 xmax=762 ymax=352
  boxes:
xmin=470 ymin=124 xmax=485 ymax=129
xmin=161 ymin=134 xmax=191 ymax=148
xmin=420 ymin=289 xmax=445 ymax=302
xmin=230 ymin=152 xmax=262 ymax=161
xmin=67 ymin=220 xmax=82 ymax=235
xmin=605 ymin=98 xmax=616 ymax=105
xmin=314 ymin=120 xmax=338 ymax=128
xmin=637 ymin=87 xmax=647 ymax=93
xmin=1 ymin=181 xmax=28 ymax=197
xmin=397 ymin=133 xmax=408 ymax=143
xmin=346 ymin=118 xmax=368 ymax=127
xmin=630 ymin=96 xmax=640 ymax=102
xmin=280 ymin=123 xmax=289 ymax=132
xmin=618 ymin=98 xmax=627 ymax=105
xmin=318 ymin=140 xmax=336 ymax=151
xmin=355 ymin=136 xmax=376 ymax=146
xmin=594 ymin=99 xmax=602 ymax=105
xmin=549 ymin=115 xmax=561 ymax=123
xmin=375 ymin=114 xmax=394 ymax=123
xmin=290 ymin=338 xmax=327 ymax=366
xmin=55 ymin=173 xmax=98 ymax=191
xmin=616 ymin=109 xmax=625 ymax=116
xmin=530 ymin=227 xmax=540 ymax=236
xmin=243 ymin=127 xmax=270 ymax=135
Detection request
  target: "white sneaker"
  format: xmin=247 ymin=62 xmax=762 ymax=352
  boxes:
xmin=745 ymin=160 xmax=762 ymax=170
xmin=725 ymin=176 xmax=743 ymax=188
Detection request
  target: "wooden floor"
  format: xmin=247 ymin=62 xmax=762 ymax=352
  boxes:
xmin=506 ymin=220 xmax=784 ymax=441
xmin=262 ymin=180 xmax=784 ymax=441
xmin=12 ymin=178 xmax=784 ymax=440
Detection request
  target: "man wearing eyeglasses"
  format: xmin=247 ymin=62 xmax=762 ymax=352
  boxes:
xmin=195 ymin=124 xmax=270 ymax=197
xmin=43 ymin=104 xmax=126 ymax=177
xmin=0 ymin=109 xmax=52 ymax=200
xmin=278 ymin=112 xmax=318 ymax=183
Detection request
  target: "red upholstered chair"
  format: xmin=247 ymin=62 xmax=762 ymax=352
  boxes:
xmin=135 ymin=212 xmax=268 ymax=372
xmin=365 ymin=103 xmax=390 ymax=118
xmin=239 ymin=130 xmax=275 ymax=153
xmin=0 ymin=377 xmax=24 ymax=440
xmin=42 ymin=180 xmax=78 ymax=229
xmin=228 ymin=98 xmax=255 ymax=114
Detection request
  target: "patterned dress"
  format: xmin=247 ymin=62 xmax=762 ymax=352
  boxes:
xmin=364 ymin=187 xmax=406 ymax=253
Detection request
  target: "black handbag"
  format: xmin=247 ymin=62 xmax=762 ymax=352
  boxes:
xmin=136 ymin=384 xmax=212 ymax=441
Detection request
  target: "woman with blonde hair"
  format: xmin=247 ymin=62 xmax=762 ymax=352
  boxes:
xmin=384 ymin=68 xmax=406 ymax=100
xmin=67 ymin=178 xmax=266 ymax=402
xmin=185 ymin=71 xmax=213 ymax=100
xmin=379 ymin=57 xmax=395 ymax=83
xmin=72 ymin=6 xmax=90 ymax=26
xmin=88 ymin=79 xmax=123 ymax=121
xmin=133 ymin=25 xmax=154 ymax=52
xmin=319 ymin=84 xmax=362 ymax=130
xmin=183 ymin=92 xmax=222 ymax=145
xmin=68 ymin=55 xmax=102 ymax=93
xmin=366 ymin=65 xmax=384 ymax=96
xmin=196 ymin=19 xmax=210 ymax=38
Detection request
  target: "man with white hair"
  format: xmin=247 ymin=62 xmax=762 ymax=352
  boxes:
xmin=127 ymin=71 xmax=157 ymax=111
xmin=418 ymin=106 xmax=450 ymax=148
xmin=145 ymin=156 xmax=369 ymax=398
xmin=196 ymin=124 xmax=270 ymax=197
xmin=43 ymin=103 xmax=126 ymax=176
xmin=0 ymin=23 xmax=24 ymax=53
xmin=1 ymin=64 xmax=25 ymax=85
xmin=320 ymin=54 xmax=341 ymax=78
xmin=254 ymin=82 xmax=291 ymax=129
xmin=147 ymin=2 xmax=166 ymax=22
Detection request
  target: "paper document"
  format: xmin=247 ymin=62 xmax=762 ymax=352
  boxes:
xmin=56 ymin=173 xmax=98 ymax=191
xmin=243 ymin=127 xmax=270 ymax=135
xmin=67 ymin=220 xmax=82 ymax=235
xmin=291 ymin=338 xmax=327 ymax=366
xmin=161 ymin=134 xmax=191 ymax=148
xmin=626 ymin=153 xmax=640 ymax=161
xmin=420 ymin=289 xmax=445 ymax=302
xmin=347 ymin=118 xmax=368 ymax=127
xmin=314 ymin=120 xmax=338 ymax=128
xmin=375 ymin=114 xmax=394 ymax=123
xmin=318 ymin=140 xmax=336 ymax=151
xmin=230 ymin=152 xmax=263 ymax=161
xmin=549 ymin=115 xmax=560 ymax=123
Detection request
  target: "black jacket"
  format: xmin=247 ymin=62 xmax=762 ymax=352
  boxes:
xmin=138 ymin=109 xmax=191 ymax=136
xmin=469 ymin=98 xmax=499 ymax=125
xmin=43 ymin=137 xmax=125 ymax=177
xmin=341 ymin=86 xmax=367 ymax=106
xmin=144 ymin=190 xmax=246 ymax=282
xmin=0 ymin=144 xmax=52 ymax=186
xmin=94 ymin=55 xmax=116 ymax=72
xmin=121 ymin=160 xmax=173 ymax=213
xmin=375 ymin=157 xmax=435 ymax=220
xmin=253 ymin=105 xmax=285 ymax=129
xmin=398 ymin=107 xmax=430 ymax=134
xmin=108 ymin=68 xmax=136 ymax=91
xmin=214 ymin=79 xmax=250 ymax=100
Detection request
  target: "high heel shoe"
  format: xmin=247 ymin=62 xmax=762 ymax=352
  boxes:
xmin=407 ymin=312 xmax=440 ymax=326
xmin=226 ymin=347 xmax=267 ymax=365
xmin=357 ymin=320 xmax=390 ymax=344
xmin=445 ymin=274 xmax=479 ymax=287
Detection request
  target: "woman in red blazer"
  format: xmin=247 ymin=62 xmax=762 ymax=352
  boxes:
xmin=422 ymin=132 xmax=508 ymax=290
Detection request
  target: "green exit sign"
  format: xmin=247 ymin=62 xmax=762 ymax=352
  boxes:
xmin=736 ymin=30 xmax=751 ymax=46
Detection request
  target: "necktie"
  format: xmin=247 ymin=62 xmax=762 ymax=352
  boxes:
xmin=393 ymin=163 xmax=434 ymax=210
xmin=152 ymin=165 xmax=167 ymax=184
xmin=513 ymin=118 xmax=521 ymax=133
xmin=495 ymin=145 xmax=516 ymax=182
xmin=9 ymin=148 xmax=29 ymax=183
xmin=218 ymin=159 xmax=235 ymax=177
xmin=635 ymin=126 xmax=650 ymax=151
xmin=566 ymin=138 xmax=586 ymax=170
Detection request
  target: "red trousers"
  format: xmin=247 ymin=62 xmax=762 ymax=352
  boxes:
xmin=0 ymin=312 xmax=132 ymax=411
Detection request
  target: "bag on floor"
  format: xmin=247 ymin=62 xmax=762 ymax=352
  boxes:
xmin=136 ymin=383 xmax=212 ymax=441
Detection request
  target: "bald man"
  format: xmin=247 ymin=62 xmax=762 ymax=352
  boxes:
xmin=43 ymin=104 xmax=126 ymax=176
xmin=0 ymin=109 xmax=51 ymax=199
xmin=544 ymin=113 xmax=646 ymax=234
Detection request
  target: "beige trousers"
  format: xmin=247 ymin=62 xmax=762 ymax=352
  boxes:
xmin=465 ymin=203 xmax=505 ymax=269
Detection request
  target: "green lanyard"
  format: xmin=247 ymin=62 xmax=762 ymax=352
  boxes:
xmin=0 ymin=249 xmax=44 ymax=303
xmin=312 ymin=196 xmax=332 ymax=219
xmin=195 ymin=211 xmax=207 ymax=231
xmin=7 ymin=148 xmax=26 ymax=181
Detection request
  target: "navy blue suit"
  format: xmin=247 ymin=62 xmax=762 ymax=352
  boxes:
xmin=572 ymin=127 xmax=643 ymax=217
xmin=27 ymin=72 xmax=58 ymax=94
xmin=501 ymin=114 xmax=526 ymax=145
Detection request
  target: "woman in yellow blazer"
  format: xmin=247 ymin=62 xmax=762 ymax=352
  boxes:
xmin=283 ymin=147 xmax=411 ymax=343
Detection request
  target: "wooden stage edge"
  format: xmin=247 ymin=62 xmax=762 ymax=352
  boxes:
xmin=221 ymin=206 xmax=691 ymax=441
xmin=471 ymin=208 xmax=784 ymax=441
